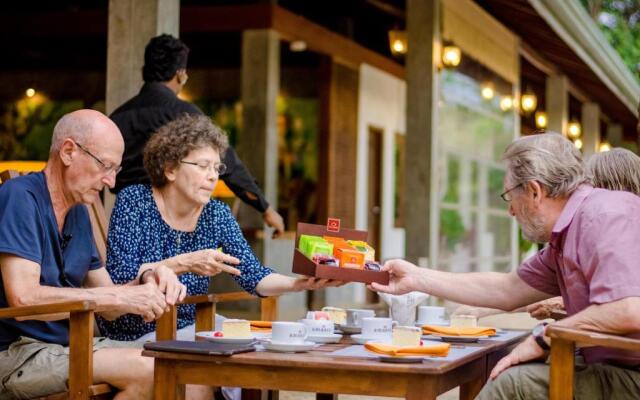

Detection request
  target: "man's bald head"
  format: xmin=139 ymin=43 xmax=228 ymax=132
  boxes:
xmin=50 ymin=109 xmax=123 ymax=155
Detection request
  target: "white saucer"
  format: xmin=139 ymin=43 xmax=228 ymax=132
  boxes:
xmin=338 ymin=324 xmax=362 ymax=334
xmin=196 ymin=331 xmax=269 ymax=344
xmin=429 ymin=334 xmax=484 ymax=343
xmin=351 ymin=334 xmax=391 ymax=345
xmin=308 ymin=333 xmax=343 ymax=343
xmin=262 ymin=340 xmax=316 ymax=353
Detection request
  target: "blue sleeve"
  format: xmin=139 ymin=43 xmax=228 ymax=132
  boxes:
xmin=106 ymin=189 xmax=144 ymax=284
xmin=215 ymin=203 xmax=273 ymax=295
xmin=0 ymin=184 xmax=43 ymax=264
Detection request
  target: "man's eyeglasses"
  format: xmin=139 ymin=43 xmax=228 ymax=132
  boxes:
xmin=74 ymin=141 xmax=122 ymax=175
xmin=500 ymin=183 xmax=524 ymax=202
xmin=180 ymin=160 xmax=227 ymax=175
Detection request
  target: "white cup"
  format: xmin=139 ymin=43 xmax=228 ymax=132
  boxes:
xmin=361 ymin=317 xmax=394 ymax=340
xmin=300 ymin=319 xmax=335 ymax=337
xmin=346 ymin=309 xmax=375 ymax=327
xmin=271 ymin=322 xmax=309 ymax=344
xmin=417 ymin=306 xmax=447 ymax=325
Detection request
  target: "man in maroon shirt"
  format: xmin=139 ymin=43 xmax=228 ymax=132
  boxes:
xmin=372 ymin=133 xmax=640 ymax=399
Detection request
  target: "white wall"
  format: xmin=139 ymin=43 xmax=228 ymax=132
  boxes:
xmin=356 ymin=65 xmax=407 ymax=262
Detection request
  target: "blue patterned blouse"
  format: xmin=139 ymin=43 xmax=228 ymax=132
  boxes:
xmin=97 ymin=184 xmax=273 ymax=341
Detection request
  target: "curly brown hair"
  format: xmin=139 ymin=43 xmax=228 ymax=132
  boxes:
xmin=144 ymin=113 xmax=229 ymax=187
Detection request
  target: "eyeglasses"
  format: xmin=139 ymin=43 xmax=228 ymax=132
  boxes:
xmin=500 ymin=183 xmax=524 ymax=202
xmin=180 ymin=160 xmax=227 ymax=175
xmin=74 ymin=141 xmax=122 ymax=175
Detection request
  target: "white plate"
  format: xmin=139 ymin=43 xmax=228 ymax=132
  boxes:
xmin=378 ymin=355 xmax=425 ymax=363
xmin=308 ymin=333 xmax=343 ymax=343
xmin=429 ymin=334 xmax=484 ymax=343
xmin=262 ymin=340 xmax=316 ymax=353
xmin=351 ymin=334 xmax=391 ymax=345
xmin=338 ymin=324 xmax=362 ymax=334
xmin=196 ymin=331 xmax=269 ymax=344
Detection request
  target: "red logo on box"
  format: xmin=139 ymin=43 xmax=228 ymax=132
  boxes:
xmin=327 ymin=218 xmax=341 ymax=233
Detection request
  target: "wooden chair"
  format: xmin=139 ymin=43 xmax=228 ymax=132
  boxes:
xmin=547 ymin=325 xmax=640 ymax=400
xmin=1 ymin=169 xmax=276 ymax=399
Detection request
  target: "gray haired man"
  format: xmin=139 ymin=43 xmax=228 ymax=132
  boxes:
xmin=371 ymin=132 xmax=640 ymax=399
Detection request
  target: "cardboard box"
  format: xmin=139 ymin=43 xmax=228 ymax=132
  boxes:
xmin=292 ymin=222 xmax=390 ymax=285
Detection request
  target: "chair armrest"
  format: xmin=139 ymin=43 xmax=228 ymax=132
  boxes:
xmin=547 ymin=325 xmax=640 ymax=351
xmin=177 ymin=294 xmax=217 ymax=305
xmin=215 ymin=292 xmax=255 ymax=302
xmin=0 ymin=300 xmax=96 ymax=319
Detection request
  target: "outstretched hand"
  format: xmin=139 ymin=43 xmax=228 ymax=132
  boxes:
xmin=367 ymin=259 xmax=424 ymax=295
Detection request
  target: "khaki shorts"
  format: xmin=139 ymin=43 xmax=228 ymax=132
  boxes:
xmin=0 ymin=336 xmax=140 ymax=400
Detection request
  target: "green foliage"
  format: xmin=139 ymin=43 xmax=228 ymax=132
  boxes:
xmin=0 ymin=99 xmax=84 ymax=161
xmin=581 ymin=0 xmax=640 ymax=82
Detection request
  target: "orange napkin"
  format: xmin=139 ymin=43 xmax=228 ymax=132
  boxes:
xmin=421 ymin=325 xmax=496 ymax=337
xmin=250 ymin=321 xmax=272 ymax=332
xmin=365 ymin=342 xmax=450 ymax=357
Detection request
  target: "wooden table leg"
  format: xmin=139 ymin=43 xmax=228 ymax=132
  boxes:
xmin=405 ymin=376 xmax=438 ymax=400
xmin=315 ymin=394 xmax=337 ymax=400
xmin=459 ymin=376 xmax=485 ymax=400
xmin=154 ymin=359 xmax=185 ymax=400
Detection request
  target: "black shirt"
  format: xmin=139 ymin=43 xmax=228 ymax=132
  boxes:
xmin=109 ymin=82 xmax=269 ymax=213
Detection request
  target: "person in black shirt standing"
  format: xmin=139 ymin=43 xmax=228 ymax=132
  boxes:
xmin=110 ymin=34 xmax=285 ymax=237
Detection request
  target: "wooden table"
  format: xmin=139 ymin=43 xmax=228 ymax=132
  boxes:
xmin=144 ymin=332 xmax=527 ymax=400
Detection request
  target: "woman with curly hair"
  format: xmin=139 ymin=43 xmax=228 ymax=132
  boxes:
xmin=98 ymin=114 xmax=342 ymax=345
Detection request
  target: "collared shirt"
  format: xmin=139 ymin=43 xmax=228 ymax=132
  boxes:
xmin=518 ymin=184 xmax=640 ymax=367
xmin=109 ymin=82 xmax=269 ymax=213
xmin=0 ymin=173 xmax=101 ymax=350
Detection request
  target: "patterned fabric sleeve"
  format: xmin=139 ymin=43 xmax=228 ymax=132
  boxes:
xmin=215 ymin=202 xmax=274 ymax=295
xmin=106 ymin=186 xmax=145 ymax=284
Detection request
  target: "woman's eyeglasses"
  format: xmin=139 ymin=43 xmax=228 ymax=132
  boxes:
xmin=180 ymin=160 xmax=227 ymax=175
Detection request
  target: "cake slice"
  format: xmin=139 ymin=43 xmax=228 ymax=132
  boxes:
xmin=392 ymin=326 xmax=422 ymax=347
xmin=221 ymin=319 xmax=252 ymax=338
xmin=321 ymin=306 xmax=347 ymax=325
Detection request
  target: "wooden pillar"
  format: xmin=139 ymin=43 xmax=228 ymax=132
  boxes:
xmin=545 ymin=75 xmax=569 ymax=136
xmin=581 ymin=102 xmax=600 ymax=157
xmin=607 ymin=123 xmax=623 ymax=148
xmin=105 ymin=0 xmax=179 ymax=215
xmin=404 ymin=0 xmax=439 ymax=265
xmin=320 ymin=60 xmax=359 ymax=227
xmin=239 ymin=29 xmax=280 ymax=260
xmin=106 ymin=0 xmax=179 ymax=114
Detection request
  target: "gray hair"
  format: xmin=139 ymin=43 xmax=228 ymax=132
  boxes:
xmin=502 ymin=132 xmax=587 ymax=198
xmin=586 ymin=148 xmax=640 ymax=195
xmin=49 ymin=113 xmax=93 ymax=153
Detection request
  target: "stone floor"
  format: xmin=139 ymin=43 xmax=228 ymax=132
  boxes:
xmin=278 ymin=388 xmax=458 ymax=400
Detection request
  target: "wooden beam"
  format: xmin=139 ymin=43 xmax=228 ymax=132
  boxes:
xmin=272 ymin=6 xmax=404 ymax=79
xmin=520 ymin=41 xmax=592 ymax=105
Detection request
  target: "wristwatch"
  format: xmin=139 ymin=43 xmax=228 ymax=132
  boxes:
xmin=532 ymin=322 xmax=550 ymax=351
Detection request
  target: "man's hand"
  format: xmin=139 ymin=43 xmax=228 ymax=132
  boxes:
xmin=143 ymin=265 xmax=187 ymax=306
xmin=178 ymin=249 xmax=241 ymax=277
xmin=489 ymin=335 xmax=547 ymax=380
xmin=263 ymin=206 xmax=285 ymax=238
xmin=292 ymin=277 xmax=347 ymax=291
xmin=526 ymin=297 xmax=565 ymax=320
xmin=119 ymin=282 xmax=169 ymax=323
xmin=367 ymin=259 xmax=424 ymax=295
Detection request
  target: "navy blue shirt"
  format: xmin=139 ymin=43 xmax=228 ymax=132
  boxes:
xmin=0 ymin=172 xmax=101 ymax=350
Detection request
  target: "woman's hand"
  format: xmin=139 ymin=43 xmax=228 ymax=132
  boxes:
xmin=292 ymin=277 xmax=347 ymax=291
xmin=179 ymin=249 xmax=241 ymax=277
